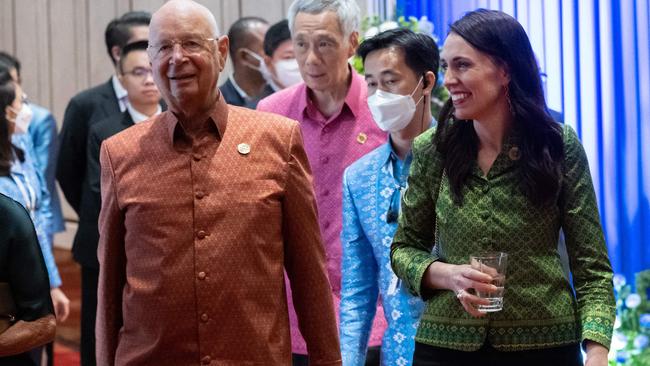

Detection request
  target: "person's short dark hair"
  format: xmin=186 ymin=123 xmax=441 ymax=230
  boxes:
xmin=105 ymin=10 xmax=151 ymax=66
xmin=227 ymin=16 xmax=268 ymax=57
xmin=357 ymin=28 xmax=439 ymax=87
xmin=118 ymin=40 xmax=150 ymax=74
xmin=0 ymin=52 xmax=20 ymax=78
xmin=263 ymin=20 xmax=291 ymax=57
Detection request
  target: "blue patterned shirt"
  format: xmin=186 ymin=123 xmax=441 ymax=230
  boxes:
xmin=0 ymin=134 xmax=60 ymax=287
xmin=341 ymin=140 xmax=425 ymax=366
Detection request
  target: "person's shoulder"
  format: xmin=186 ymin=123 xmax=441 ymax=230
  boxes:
xmin=561 ymin=123 xmax=579 ymax=144
xmin=219 ymin=80 xmax=243 ymax=106
xmin=89 ymin=112 xmax=125 ymax=139
xmin=257 ymin=83 xmax=303 ymax=113
xmin=29 ymin=104 xmax=53 ymax=121
xmin=231 ymin=104 xmax=298 ymax=131
xmin=0 ymin=193 xmax=32 ymax=229
xmin=559 ymin=123 xmax=586 ymax=165
xmin=102 ymin=113 xmax=162 ymax=151
xmin=347 ymin=143 xmax=389 ymax=175
xmin=413 ymin=126 xmax=436 ymax=153
xmin=69 ymin=79 xmax=113 ymax=105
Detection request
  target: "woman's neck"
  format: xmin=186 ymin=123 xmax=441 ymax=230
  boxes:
xmin=473 ymin=105 xmax=513 ymax=152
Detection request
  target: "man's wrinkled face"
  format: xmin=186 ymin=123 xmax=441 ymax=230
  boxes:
xmin=292 ymin=11 xmax=358 ymax=93
xmin=148 ymin=10 xmax=227 ymax=111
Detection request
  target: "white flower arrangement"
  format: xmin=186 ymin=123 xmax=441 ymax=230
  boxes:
xmin=609 ymin=271 xmax=650 ymax=366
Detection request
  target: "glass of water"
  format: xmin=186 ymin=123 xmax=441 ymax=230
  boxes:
xmin=470 ymin=252 xmax=508 ymax=312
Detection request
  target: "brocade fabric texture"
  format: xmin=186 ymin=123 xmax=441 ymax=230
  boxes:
xmin=391 ymin=124 xmax=615 ymax=351
xmin=340 ymin=141 xmax=424 ymax=366
xmin=257 ymin=71 xmax=388 ymax=354
xmin=96 ymin=96 xmax=340 ymax=365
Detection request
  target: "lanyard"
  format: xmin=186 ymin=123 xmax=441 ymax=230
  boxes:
xmin=11 ymin=172 xmax=37 ymax=217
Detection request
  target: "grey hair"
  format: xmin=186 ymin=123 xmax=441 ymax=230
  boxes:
xmin=287 ymin=0 xmax=360 ymax=37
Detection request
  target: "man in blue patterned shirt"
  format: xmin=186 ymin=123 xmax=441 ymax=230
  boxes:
xmin=340 ymin=28 xmax=439 ymax=366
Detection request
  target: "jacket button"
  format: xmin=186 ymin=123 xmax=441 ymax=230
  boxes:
xmin=201 ymin=355 xmax=211 ymax=364
xmin=197 ymin=271 xmax=206 ymax=280
xmin=197 ymin=230 xmax=207 ymax=239
xmin=193 ymin=153 xmax=202 ymax=161
xmin=195 ymin=191 xmax=205 ymax=199
xmin=200 ymin=313 xmax=209 ymax=322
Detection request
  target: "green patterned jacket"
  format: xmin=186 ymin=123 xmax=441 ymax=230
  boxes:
xmin=391 ymin=124 xmax=615 ymax=351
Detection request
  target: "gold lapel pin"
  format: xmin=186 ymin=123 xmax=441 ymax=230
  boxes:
xmin=356 ymin=132 xmax=367 ymax=144
xmin=508 ymin=146 xmax=521 ymax=161
xmin=237 ymin=143 xmax=251 ymax=155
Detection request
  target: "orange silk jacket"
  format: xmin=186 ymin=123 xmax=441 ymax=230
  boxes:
xmin=96 ymin=96 xmax=341 ymax=366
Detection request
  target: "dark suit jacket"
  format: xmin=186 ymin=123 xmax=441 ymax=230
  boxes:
xmin=219 ymin=79 xmax=247 ymax=107
xmin=57 ymin=78 xmax=120 ymax=215
xmin=219 ymin=79 xmax=274 ymax=109
xmin=73 ymin=111 xmax=135 ymax=268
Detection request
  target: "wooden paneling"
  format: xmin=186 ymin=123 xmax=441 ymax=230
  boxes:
xmin=241 ymin=0 xmax=285 ymax=23
xmin=131 ymin=0 xmax=165 ymax=12
xmin=88 ymin=1 xmax=120 ymax=85
xmin=0 ymin=1 xmax=15 ymax=55
xmin=14 ymin=0 xmax=50 ymax=106
xmin=49 ymin=0 xmax=85 ymax=121
xmin=0 ymin=0 xmax=374 ymax=124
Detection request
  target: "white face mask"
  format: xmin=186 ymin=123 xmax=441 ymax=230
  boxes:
xmin=273 ymin=58 xmax=302 ymax=89
xmin=368 ymin=78 xmax=423 ymax=132
xmin=242 ymin=48 xmax=273 ymax=81
xmin=10 ymin=103 xmax=33 ymax=135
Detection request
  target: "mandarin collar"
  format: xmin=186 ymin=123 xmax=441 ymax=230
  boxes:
xmin=164 ymin=91 xmax=229 ymax=148
xmin=298 ymin=65 xmax=364 ymax=120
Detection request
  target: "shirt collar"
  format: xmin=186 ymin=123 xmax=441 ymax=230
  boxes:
xmin=164 ymin=91 xmax=229 ymax=149
xmin=472 ymin=123 xmax=522 ymax=178
xmin=127 ymin=103 xmax=162 ymax=124
xmin=298 ymin=65 xmax=364 ymax=120
xmin=387 ymin=136 xmax=413 ymax=164
xmin=343 ymin=67 xmax=363 ymax=119
xmin=112 ymin=74 xmax=128 ymax=100
xmin=229 ymin=76 xmax=249 ymax=99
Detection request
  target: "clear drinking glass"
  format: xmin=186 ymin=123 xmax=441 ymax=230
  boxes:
xmin=470 ymin=252 xmax=508 ymax=312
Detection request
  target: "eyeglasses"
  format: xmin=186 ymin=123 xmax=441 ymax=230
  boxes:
xmin=148 ymin=37 xmax=216 ymax=59
xmin=122 ymin=67 xmax=154 ymax=81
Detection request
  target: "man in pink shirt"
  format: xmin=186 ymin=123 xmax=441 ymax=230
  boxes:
xmin=257 ymin=0 xmax=388 ymax=364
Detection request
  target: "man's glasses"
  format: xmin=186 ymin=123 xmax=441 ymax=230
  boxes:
xmin=147 ymin=38 xmax=216 ymax=59
xmin=122 ymin=67 xmax=154 ymax=81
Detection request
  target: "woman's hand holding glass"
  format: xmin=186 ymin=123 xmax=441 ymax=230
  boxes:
xmin=422 ymin=261 xmax=498 ymax=317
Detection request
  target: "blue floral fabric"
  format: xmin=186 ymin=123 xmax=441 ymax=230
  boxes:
xmin=0 ymin=134 xmax=60 ymax=287
xmin=340 ymin=141 xmax=424 ymax=366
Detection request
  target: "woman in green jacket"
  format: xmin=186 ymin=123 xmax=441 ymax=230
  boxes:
xmin=391 ymin=9 xmax=614 ymax=366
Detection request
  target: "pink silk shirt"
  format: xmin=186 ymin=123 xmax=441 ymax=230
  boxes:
xmin=97 ymin=96 xmax=341 ymax=365
xmin=258 ymin=71 xmax=389 ymax=354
